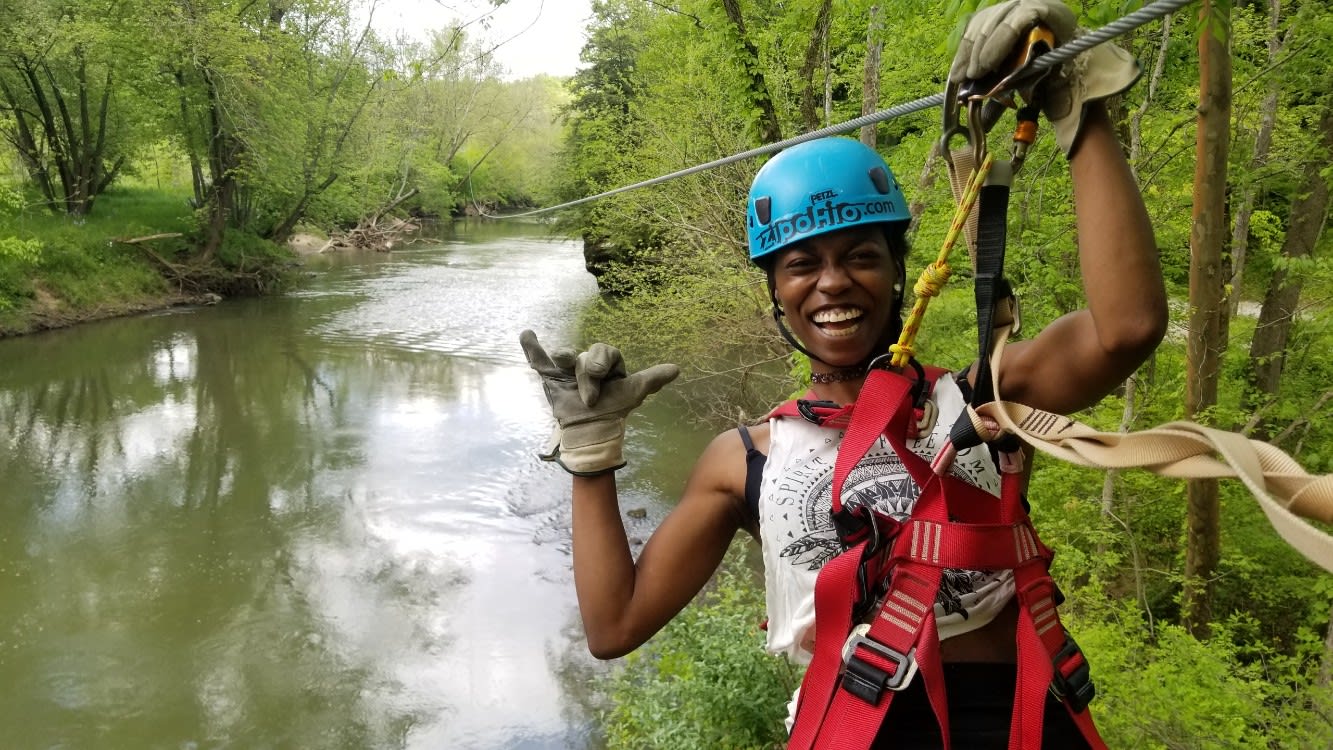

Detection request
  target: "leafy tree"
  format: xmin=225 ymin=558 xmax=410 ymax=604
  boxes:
xmin=0 ymin=0 xmax=144 ymax=215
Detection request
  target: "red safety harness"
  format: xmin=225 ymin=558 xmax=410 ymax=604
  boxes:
xmin=771 ymin=364 xmax=1106 ymax=750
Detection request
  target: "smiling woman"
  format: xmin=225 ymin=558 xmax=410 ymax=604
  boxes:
xmin=525 ymin=91 xmax=1165 ymax=745
xmin=768 ymin=226 xmax=901 ymax=369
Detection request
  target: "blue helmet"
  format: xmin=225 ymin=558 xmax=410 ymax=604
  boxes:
xmin=746 ymin=137 xmax=910 ymax=263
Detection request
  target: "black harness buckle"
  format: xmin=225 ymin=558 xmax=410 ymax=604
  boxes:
xmin=831 ymin=504 xmax=869 ymax=545
xmin=796 ymin=399 xmax=840 ymax=425
xmin=1049 ymin=629 xmax=1097 ymax=713
xmin=840 ymin=625 xmax=918 ymax=705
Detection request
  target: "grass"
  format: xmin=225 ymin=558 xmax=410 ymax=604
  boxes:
xmin=0 ymin=185 xmax=201 ymax=334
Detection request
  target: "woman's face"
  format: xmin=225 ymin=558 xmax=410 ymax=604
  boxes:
xmin=771 ymin=225 xmax=900 ymax=368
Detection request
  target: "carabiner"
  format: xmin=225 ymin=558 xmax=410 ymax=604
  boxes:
xmin=944 ymin=24 xmax=1057 ymax=179
xmin=980 ymin=24 xmax=1058 ymax=101
xmin=965 ymin=92 xmax=990 ymax=168
xmin=939 ymin=80 xmax=971 ymax=175
xmin=943 ymin=79 xmax=1003 ymax=176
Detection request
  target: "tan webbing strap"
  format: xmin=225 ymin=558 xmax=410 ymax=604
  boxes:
xmin=945 ymin=147 xmax=981 ymax=267
xmin=977 ymin=327 xmax=1333 ymax=572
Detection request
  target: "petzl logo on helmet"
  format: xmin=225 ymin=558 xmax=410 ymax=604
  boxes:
xmin=754 ymin=197 xmax=899 ymax=252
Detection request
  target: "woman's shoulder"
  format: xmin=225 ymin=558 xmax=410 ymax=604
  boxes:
xmin=698 ymin=421 xmax=771 ymax=468
xmin=685 ymin=422 xmax=768 ymax=496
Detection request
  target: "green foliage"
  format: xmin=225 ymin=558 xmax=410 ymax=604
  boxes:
xmin=597 ymin=543 xmax=799 ymax=750
xmin=0 ymin=0 xmax=568 ymax=329
xmin=0 ymin=184 xmax=42 ymax=310
xmin=1076 ymin=612 xmax=1330 ymax=749
xmin=214 ymin=231 xmax=289 ymax=269
xmin=0 ymin=236 xmax=41 ymax=267
xmin=0 ymin=0 xmax=155 ymax=214
xmin=34 ymin=232 xmax=163 ymax=308
xmin=0 ymin=185 xmax=41 ymax=269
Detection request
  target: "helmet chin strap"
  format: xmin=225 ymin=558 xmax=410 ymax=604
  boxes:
xmin=772 ymin=304 xmax=824 ymax=364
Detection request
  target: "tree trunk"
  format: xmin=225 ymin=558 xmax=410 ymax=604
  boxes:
xmin=0 ymin=77 xmax=59 ymax=210
xmin=720 ymin=0 xmax=782 ymax=144
xmin=1244 ymin=101 xmax=1333 ymax=439
xmin=17 ymin=57 xmax=77 ymax=212
xmin=200 ymin=66 xmax=240 ymax=262
xmin=861 ymin=5 xmax=883 ymax=147
xmin=1182 ymin=0 xmax=1232 ymax=640
xmin=1 ymin=47 xmax=119 ymax=216
xmin=173 ymin=69 xmax=208 ymax=208
xmin=1129 ymin=15 xmax=1173 ymax=167
xmin=798 ymin=0 xmax=833 ymax=132
xmin=1228 ymin=0 xmax=1285 ymax=319
xmin=1099 ymin=372 xmax=1138 ymax=542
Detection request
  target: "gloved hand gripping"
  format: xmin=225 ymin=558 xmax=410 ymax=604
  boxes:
xmin=520 ymin=330 xmax=680 ymax=476
xmin=949 ymin=0 xmax=1141 ymax=156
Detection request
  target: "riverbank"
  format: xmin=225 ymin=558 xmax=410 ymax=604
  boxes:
xmin=0 ymin=284 xmax=225 ymax=338
xmin=0 ymin=187 xmax=426 ymax=339
xmin=0 ymin=227 xmax=290 ymax=339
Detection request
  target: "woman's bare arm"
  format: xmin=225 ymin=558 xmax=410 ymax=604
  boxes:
xmin=997 ymin=103 xmax=1168 ymax=413
xmin=571 ymin=427 xmax=758 ymax=659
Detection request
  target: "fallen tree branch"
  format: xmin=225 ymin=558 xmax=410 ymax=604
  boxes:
xmin=369 ymin=187 xmax=419 ymax=226
xmin=112 ymin=232 xmax=184 ymax=244
xmin=1271 ymin=389 xmax=1333 ymax=447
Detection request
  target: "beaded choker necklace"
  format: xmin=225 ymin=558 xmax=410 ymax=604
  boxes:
xmin=810 ymin=368 xmax=867 ymax=385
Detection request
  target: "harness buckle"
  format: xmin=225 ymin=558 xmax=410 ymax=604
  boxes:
xmin=797 ymin=399 xmax=840 ymax=425
xmin=852 ymin=523 xmax=898 ymax=621
xmin=912 ymin=400 xmax=939 ymax=438
xmin=839 ymin=624 xmax=918 ymax=704
xmin=1049 ymin=629 xmax=1097 ymax=713
xmin=831 ymin=505 xmax=870 ymax=547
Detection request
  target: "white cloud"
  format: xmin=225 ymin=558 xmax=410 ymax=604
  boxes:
xmin=369 ymin=0 xmax=593 ymax=80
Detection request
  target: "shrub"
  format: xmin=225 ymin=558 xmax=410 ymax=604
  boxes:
xmin=597 ymin=543 xmax=799 ymax=750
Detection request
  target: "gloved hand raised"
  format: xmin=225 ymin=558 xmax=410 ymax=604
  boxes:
xmin=520 ymin=330 xmax=680 ymax=477
xmin=948 ymin=0 xmax=1141 ymax=156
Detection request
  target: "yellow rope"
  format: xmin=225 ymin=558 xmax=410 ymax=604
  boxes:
xmin=889 ymin=152 xmax=995 ymax=368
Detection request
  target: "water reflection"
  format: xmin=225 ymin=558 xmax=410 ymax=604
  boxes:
xmin=0 ymin=223 xmax=650 ymax=748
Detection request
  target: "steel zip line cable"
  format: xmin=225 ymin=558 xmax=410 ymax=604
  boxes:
xmin=487 ymin=0 xmax=1196 ymax=220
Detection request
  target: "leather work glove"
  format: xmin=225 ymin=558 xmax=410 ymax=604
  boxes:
xmin=949 ymin=0 xmax=1141 ymax=156
xmin=520 ymin=330 xmax=680 ymax=477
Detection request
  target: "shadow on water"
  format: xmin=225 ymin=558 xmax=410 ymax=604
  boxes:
xmin=0 ymin=220 xmax=705 ymax=749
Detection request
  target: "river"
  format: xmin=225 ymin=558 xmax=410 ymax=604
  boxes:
xmin=0 ymin=221 xmax=718 ymax=749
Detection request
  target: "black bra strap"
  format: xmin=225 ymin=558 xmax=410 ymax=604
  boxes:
xmin=737 ymin=425 xmax=767 ymax=525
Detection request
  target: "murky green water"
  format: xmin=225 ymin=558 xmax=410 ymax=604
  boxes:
xmin=0 ymin=221 xmax=715 ymax=749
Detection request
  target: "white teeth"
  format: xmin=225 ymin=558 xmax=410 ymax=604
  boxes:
xmin=812 ymin=307 xmax=863 ymax=323
xmin=811 ymin=307 xmax=863 ymax=338
xmin=822 ymin=322 xmax=860 ymax=337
